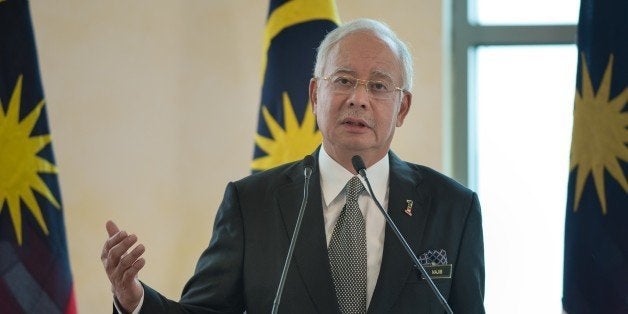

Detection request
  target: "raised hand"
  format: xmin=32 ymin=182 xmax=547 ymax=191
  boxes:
xmin=101 ymin=220 xmax=146 ymax=313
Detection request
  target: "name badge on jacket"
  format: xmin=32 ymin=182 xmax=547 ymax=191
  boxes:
xmin=418 ymin=249 xmax=452 ymax=279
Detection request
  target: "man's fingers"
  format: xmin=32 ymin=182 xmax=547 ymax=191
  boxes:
xmin=121 ymin=258 xmax=146 ymax=285
xmin=115 ymin=258 xmax=145 ymax=295
xmin=112 ymin=244 xmax=145 ymax=290
xmin=101 ymin=229 xmax=128 ymax=262
xmin=106 ymin=220 xmax=120 ymax=237
xmin=118 ymin=244 xmax=145 ymax=269
xmin=101 ymin=220 xmax=125 ymax=262
xmin=104 ymin=234 xmax=138 ymax=272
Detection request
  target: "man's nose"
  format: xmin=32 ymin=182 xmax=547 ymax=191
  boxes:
xmin=348 ymin=81 xmax=370 ymax=107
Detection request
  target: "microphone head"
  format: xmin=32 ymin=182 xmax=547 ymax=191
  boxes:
xmin=303 ymin=155 xmax=315 ymax=170
xmin=303 ymin=155 xmax=315 ymax=177
xmin=351 ymin=155 xmax=366 ymax=173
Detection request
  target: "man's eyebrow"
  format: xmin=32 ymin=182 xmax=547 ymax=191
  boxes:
xmin=329 ymin=68 xmax=394 ymax=82
xmin=330 ymin=68 xmax=357 ymax=76
xmin=370 ymin=70 xmax=394 ymax=82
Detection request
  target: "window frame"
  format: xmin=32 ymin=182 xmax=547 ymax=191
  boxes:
xmin=447 ymin=0 xmax=577 ymax=187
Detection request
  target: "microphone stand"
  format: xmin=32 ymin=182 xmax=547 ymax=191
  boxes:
xmin=353 ymin=156 xmax=453 ymax=314
xmin=271 ymin=158 xmax=313 ymax=314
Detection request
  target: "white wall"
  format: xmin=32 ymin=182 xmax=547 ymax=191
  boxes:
xmin=30 ymin=1 xmax=444 ymax=311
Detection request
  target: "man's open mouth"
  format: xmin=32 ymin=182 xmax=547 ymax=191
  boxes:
xmin=343 ymin=118 xmax=368 ymax=128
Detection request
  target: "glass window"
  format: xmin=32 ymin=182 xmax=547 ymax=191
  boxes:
xmin=473 ymin=0 xmax=579 ymax=25
xmin=475 ymin=45 xmax=577 ymax=313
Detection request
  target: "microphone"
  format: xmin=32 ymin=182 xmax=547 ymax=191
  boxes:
xmin=271 ymin=155 xmax=315 ymax=314
xmin=351 ymin=155 xmax=454 ymax=314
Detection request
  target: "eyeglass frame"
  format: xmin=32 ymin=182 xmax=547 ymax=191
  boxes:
xmin=316 ymin=74 xmax=406 ymax=101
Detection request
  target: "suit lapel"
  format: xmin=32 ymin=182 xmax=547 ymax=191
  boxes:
xmin=368 ymin=152 xmax=430 ymax=313
xmin=276 ymin=161 xmax=340 ymax=313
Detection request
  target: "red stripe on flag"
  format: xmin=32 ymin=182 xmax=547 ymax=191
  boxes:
xmin=64 ymin=286 xmax=77 ymax=314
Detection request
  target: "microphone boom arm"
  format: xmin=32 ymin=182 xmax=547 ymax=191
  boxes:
xmin=353 ymin=155 xmax=453 ymax=314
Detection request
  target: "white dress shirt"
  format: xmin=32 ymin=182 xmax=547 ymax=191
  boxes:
xmin=318 ymin=147 xmax=389 ymax=308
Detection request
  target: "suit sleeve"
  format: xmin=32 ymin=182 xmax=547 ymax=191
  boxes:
xmin=137 ymin=182 xmax=246 ymax=314
xmin=449 ymin=192 xmax=485 ymax=313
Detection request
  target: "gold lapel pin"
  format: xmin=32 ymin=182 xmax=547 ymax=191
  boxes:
xmin=405 ymin=200 xmax=414 ymax=216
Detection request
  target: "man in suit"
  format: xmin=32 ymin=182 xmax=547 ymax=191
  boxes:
xmin=102 ymin=19 xmax=485 ymax=313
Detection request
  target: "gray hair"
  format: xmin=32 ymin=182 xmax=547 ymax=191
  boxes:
xmin=313 ymin=18 xmax=413 ymax=91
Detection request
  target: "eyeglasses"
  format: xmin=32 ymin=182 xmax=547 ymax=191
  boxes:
xmin=318 ymin=75 xmax=404 ymax=101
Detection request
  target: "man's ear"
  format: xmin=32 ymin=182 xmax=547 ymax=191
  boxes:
xmin=396 ymin=91 xmax=412 ymax=127
xmin=309 ymin=78 xmax=318 ymax=114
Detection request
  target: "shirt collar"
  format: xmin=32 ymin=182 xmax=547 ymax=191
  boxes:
xmin=319 ymin=146 xmax=390 ymax=207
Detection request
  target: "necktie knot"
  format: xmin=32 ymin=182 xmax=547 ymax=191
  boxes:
xmin=345 ymin=176 xmax=365 ymax=203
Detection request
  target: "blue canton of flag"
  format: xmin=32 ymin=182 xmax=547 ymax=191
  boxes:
xmin=562 ymin=0 xmax=628 ymax=313
xmin=0 ymin=1 xmax=77 ymax=313
xmin=251 ymin=0 xmax=339 ymax=171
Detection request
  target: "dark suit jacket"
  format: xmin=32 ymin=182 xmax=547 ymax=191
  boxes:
xmin=137 ymin=151 xmax=485 ymax=313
